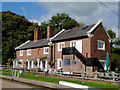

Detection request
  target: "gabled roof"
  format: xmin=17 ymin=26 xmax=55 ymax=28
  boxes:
xmin=15 ymin=38 xmax=49 ymax=50
xmin=15 ymin=20 xmax=109 ymax=50
xmin=51 ymin=24 xmax=95 ymax=42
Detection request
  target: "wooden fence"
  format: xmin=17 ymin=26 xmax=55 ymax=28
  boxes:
xmin=56 ymin=71 xmax=120 ymax=82
xmin=1 ymin=65 xmax=120 ymax=82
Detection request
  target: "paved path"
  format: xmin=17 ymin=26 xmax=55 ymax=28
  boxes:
xmin=1 ymin=78 xmax=32 ymax=88
xmin=0 ymin=75 xmax=70 ymax=89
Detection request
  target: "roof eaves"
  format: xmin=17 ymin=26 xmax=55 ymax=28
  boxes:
xmin=15 ymin=40 xmax=30 ymax=50
xmin=87 ymin=20 xmax=102 ymax=34
xmin=50 ymin=29 xmax=65 ymax=41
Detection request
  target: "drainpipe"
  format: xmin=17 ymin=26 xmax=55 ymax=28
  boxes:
xmin=54 ymin=43 xmax=55 ymax=69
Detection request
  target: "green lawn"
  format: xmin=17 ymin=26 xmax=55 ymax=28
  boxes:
xmin=1 ymin=70 xmax=119 ymax=89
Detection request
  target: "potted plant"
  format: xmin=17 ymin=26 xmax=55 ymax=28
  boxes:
xmin=18 ymin=61 xmax=21 ymax=64
xmin=48 ymin=61 xmax=54 ymax=74
xmin=48 ymin=61 xmax=54 ymax=67
xmin=34 ymin=60 xmax=38 ymax=66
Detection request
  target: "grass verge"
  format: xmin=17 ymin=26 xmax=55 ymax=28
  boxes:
xmin=1 ymin=70 xmax=119 ymax=90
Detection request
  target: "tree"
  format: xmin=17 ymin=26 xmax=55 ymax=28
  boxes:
xmin=2 ymin=11 xmax=40 ymax=65
xmin=107 ymin=29 xmax=116 ymax=40
xmin=107 ymin=29 xmax=116 ymax=47
xmin=114 ymin=38 xmax=120 ymax=47
xmin=40 ymin=21 xmax=49 ymax=38
xmin=49 ymin=13 xmax=79 ymax=34
xmin=107 ymin=29 xmax=120 ymax=72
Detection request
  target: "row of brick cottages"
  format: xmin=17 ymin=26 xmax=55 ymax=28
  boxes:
xmin=13 ymin=20 xmax=111 ymax=73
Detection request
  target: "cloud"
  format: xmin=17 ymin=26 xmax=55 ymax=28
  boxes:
xmin=29 ymin=19 xmax=41 ymax=25
xmin=29 ymin=2 xmax=118 ymax=36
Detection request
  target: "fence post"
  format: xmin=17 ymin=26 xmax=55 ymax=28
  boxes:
xmin=112 ymin=71 xmax=115 ymax=81
xmin=17 ymin=70 xmax=19 ymax=77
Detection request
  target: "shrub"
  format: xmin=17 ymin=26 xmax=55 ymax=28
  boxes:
xmin=40 ymin=57 xmax=47 ymax=61
xmin=34 ymin=61 xmax=38 ymax=66
xmin=18 ymin=61 xmax=21 ymax=64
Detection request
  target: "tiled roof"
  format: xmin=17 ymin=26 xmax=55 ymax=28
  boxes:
xmin=16 ymin=24 xmax=95 ymax=50
xmin=16 ymin=38 xmax=49 ymax=50
xmin=51 ymin=24 xmax=95 ymax=42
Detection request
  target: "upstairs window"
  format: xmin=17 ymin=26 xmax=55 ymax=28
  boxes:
xmin=27 ymin=49 xmax=31 ymax=55
xmin=20 ymin=50 xmax=23 ymax=56
xmin=98 ymin=40 xmax=105 ymax=50
xmin=70 ymin=41 xmax=76 ymax=47
xmin=57 ymin=42 xmax=65 ymax=51
xmin=43 ymin=47 xmax=49 ymax=54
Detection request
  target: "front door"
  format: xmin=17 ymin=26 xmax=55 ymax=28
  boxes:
xmin=43 ymin=61 xmax=45 ymax=69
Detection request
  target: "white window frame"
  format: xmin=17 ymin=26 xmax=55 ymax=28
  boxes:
xmin=19 ymin=60 xmax=23 ymax=67
xmin=57 ymin=42 xmax=65 ymax=51
xmin=57 ymin=59 xmax=62 ymax=70
xmin=70 ymin=41 xmax=76 ymax=47
xmin=19 ymin=50 xmax=23 ymax=56
xmin=98 ymin=40 xmax=105 ymax=50
xmin=27 ymin=49 xmax=31 ymax=56
xmin=43 ymin=47 xmax=49 ymax=54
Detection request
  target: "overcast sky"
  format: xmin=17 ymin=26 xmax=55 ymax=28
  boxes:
xmin=2 ymin=1 xmax=119 ymax=37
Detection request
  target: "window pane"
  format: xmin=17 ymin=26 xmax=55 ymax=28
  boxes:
xmin=98 ymin=41 xmax=103 ymax=48
xmin=45 ymin=48 xmax=48 ymax=52
xmin=60 ymin=61 xmax=62 ymax=67
xmin=28 ymin=50 xmax=31 ymax=54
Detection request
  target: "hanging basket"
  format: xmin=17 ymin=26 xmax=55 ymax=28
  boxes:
xmin=39 ymin=57 xmax=47 ymax=61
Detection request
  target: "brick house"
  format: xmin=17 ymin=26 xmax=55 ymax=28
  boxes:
xmin=13 ymin=20 xmax=111 ymax=73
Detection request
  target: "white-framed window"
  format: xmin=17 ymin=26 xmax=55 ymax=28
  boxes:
xmin=20 ymin=50 xmax=23 ymax=56
xmin=57 ymin=42 xmax=65 ymax=51
xmin=19 ymin=60 xmax=23 ymax=67
xmin=98 ymin=40 xmax=105 ymax=50
xmin=57 ymin=59 xmax=62 ymax=69
xmin=27 ymin=49 xmax=31 ymax=55
xmin=70 ymin=41 xmax=76 ymax=47
xmin=43 ymin=47 xmax=49 ymax=54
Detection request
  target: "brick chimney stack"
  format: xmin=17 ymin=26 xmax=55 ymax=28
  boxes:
xmin=47 ymin=25 xmax=55 ymax=39
xmin=34 ymin=28 xmax=38 ymax=41
xmin=38 ymin=28 xmax=43 ymax=39
xmin=34 ymin=28 xmax=43 ymax=41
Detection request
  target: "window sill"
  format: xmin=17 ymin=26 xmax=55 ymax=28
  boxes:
xmin=57 ymin=49 xmax=62 ymax=51
xmin=43 ymin=53 xmax=49 ymax=54
xmin=98 ymin=48 xmax=105 ymax=51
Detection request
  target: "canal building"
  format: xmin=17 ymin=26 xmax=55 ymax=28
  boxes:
xmin=13 ymin=20 xmax=111 ymax=73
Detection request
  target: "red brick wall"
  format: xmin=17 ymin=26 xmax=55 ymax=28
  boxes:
xmin=16 ymin=46 xmax=51 ymax=68
xmin=90 ymin=23 xmax=110 ymax=60
xmin=53 ymin=38 xmax=91 ymax=71
xmin=62 ymin=55 xmax=85 ymax=72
